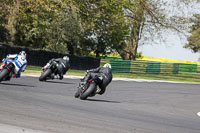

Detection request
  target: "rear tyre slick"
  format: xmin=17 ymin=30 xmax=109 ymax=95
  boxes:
xmin=80 ymin=83 xmax=97 ymax=100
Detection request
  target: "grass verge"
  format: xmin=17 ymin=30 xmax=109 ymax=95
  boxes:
xmin=24 ymin=66 xmax=86 ymax=76
xmin=25 ymin=66 xmax=200 ymax=83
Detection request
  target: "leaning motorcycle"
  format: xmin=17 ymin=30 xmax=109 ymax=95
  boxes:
xmin=39 ymin=61 xmax=58 ymax=81
xmin=75 ymin=75 xmax=102 ymax=100
xmin=0 ymin=59 xmax=15 ymax=82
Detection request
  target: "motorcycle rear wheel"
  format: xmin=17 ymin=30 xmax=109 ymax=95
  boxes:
xmin=80 ymin=82 xmax=97 ymax=100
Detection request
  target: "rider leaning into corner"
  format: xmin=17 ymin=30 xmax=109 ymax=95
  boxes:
xmin=81 ymin=63 xmax=112 ymax=95
xmin=1 ymin=51 xmax=27 ymax=80
xmin=43 ymin=56 xmax=70 ymax=80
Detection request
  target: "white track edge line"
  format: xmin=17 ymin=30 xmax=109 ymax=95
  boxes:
xmin=22 ymin=74 xmax=200 ymax=84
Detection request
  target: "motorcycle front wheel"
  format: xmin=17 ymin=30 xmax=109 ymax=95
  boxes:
xmin=39 ymin=69 xmax=52 ymax=81
xmin=0 ymin=69 xmax=9 ymax=82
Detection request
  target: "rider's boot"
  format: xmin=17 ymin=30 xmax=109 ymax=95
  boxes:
xmin=59 ymin=75 xmax=63 ymax=80
xmin=95 ymin=88 xmax=102 ymax=94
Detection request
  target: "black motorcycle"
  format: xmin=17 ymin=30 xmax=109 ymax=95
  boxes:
xmin=75 ymin=75 xmax=103 ymax=100
xmin=39 ymin=61 xmax=59 ymax=81
xmin=0 ymin=60 xmax=15 ymax=82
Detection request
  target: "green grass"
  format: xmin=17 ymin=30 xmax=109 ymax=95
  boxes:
xmin=25 ymin=65 xmax=42 ymax=71
xmin=24 ymin=65 xmax=42 ymax=74
xmin=113 ymin=73 xmax=200 ymax=83
xmin=24 ymin=65 xmax=86 ymax=76
xmin=25 ymin=65 xmax=200 ymax=83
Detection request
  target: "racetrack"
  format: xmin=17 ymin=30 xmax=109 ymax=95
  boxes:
xmin=0 ymin=76 xmax=200 ymax=133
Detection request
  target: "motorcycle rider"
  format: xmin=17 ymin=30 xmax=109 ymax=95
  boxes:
xmin=43 ymin=56 xmax=70 ymax=80
xmin=1 ymin=51 xmax=27 ymax=79
xmin=75 ymin=63 xmax=112 ymax=98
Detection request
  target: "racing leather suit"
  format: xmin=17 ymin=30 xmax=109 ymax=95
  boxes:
xmin=83 ymin=67 xmax=112 ymax=95
xmin=48 ymin=58 xmax=70 ymax=79
xmin=3 ymin=54 xmax=27 ymax=78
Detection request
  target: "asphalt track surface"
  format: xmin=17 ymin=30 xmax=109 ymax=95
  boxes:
xmin=0 ymin=76 xmax=200 ymax=133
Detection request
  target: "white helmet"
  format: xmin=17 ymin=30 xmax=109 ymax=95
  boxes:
xmin=63 ymin=56 xmax=69 ymax=61
xmin=19 ymin=51 xmax=26 ymax=59
xmin=103 ymin=63 xmax=111 ymax=69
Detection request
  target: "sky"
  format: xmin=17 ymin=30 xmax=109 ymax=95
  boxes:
xmin=138 ymin=36 xmax=200 ymax=62
xmin=138 ymin=0 xmax=200 ymax=62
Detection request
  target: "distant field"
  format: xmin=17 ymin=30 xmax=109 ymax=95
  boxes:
xmin=141 ymin=56 xmax=200 ymax=65
xmin=91 ymin=52 xmax=200 ymax=65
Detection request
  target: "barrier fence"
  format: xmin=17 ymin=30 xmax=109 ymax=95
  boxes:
xmin=101 ymin=58 xmax=200 ymax=80
xmin=1 ymin=43 xmax=200 ymax=80
xmin=0 ymin=43 xmax=100 ymax=70
xmin=101 ymin=59 xmax=199 ymax=74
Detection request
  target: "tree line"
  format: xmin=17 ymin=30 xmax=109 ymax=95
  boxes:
xmin=0 ymin=0 xmax=199 ymax=60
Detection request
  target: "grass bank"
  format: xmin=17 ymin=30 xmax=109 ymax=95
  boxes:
xmin=24 ymin=66 xmax=86 ymax=76
xmin=25 ymin=66 xmax=200 ymax=83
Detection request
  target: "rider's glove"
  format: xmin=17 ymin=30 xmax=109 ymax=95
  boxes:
xmin=6 ymin=54 xmax=10 ymax=58
xmin=43 ymin=63 xmax=50 ymax=70
xmin=13 ymin=74 xmax=17 ymax=78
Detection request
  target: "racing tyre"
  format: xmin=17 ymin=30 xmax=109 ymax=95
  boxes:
xmin=74 ymin=90 xmax=80 ymax=98
xmin=80 ymin=82 xmax=97 ymax=100
xmin=0 ymin=69 xmax=9 ymax=82
xmin=39 ymin=69 xmax=52 ymax=81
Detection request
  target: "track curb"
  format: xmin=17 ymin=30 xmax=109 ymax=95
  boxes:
xmin=22 ymin=74 xmax=200 ymax=84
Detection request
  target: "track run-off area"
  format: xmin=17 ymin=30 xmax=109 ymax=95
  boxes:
xmin=0 ymin=75 xmax=200 ymax=133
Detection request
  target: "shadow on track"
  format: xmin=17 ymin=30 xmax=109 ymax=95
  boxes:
xmin=45 ymin=80 xmax=75 ymax=84
xmin=86 ymin=98 xmax=120 ymax=103
xmin=0 ymin=82 xmax=35 ymax=87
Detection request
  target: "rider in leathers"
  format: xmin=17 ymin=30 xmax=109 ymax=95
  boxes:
xmin=44 ymin=56 xmax=70 ymax=80
xmin=1 ymin=51 xmax=27 ymax=80
xmin=81 ymin=63 xmax=112 ymax=95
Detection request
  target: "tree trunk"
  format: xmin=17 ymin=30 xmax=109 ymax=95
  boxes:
xmin=118 ymin=0 xmax=145 ymax=60
xmin=67 ymin=43 xmax=74 ymax=55
xmin=5 ymin=0 xmax=20 ymax=45
xmin=130 ymin=32 xmax=139 ymax=60
xmin=95 ymin=51 xmax=100 ymax=58
xmin=119 ymin=31 xmax=140 ymax=60
xmin=119 ymin=50 xmax=130 ymax=60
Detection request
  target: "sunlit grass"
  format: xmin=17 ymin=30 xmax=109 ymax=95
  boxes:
xmin=25 ymin=65 xmax=200 ymax=83
xmin=140 ymin=56 xmax=200 ymax=65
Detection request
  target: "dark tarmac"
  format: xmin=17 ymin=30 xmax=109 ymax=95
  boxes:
xmin=0 ymin=76 xmax=200 ymax=133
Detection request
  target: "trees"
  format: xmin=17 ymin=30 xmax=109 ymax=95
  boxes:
xmin=0 ymin=0 xmax=198 ymax=58
xmin=75 ymin=0 xmax=198 ymax=60
xmin=0 ymin=0 xmax=16 ymax=43
xmin=185 ymin=15 xmax=200 ymax=52
xmin=1 ymin=0 xmax=82 ymax=54
xmin=117 ymin=0 xmax=199 ymax=60
xmin=74 ymin=0 xmax=130 ymax=57
xmin=0 ymin=10 xmax=10 ymax=43
xmin=15 ymin=0 xmax=82 ymax=54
